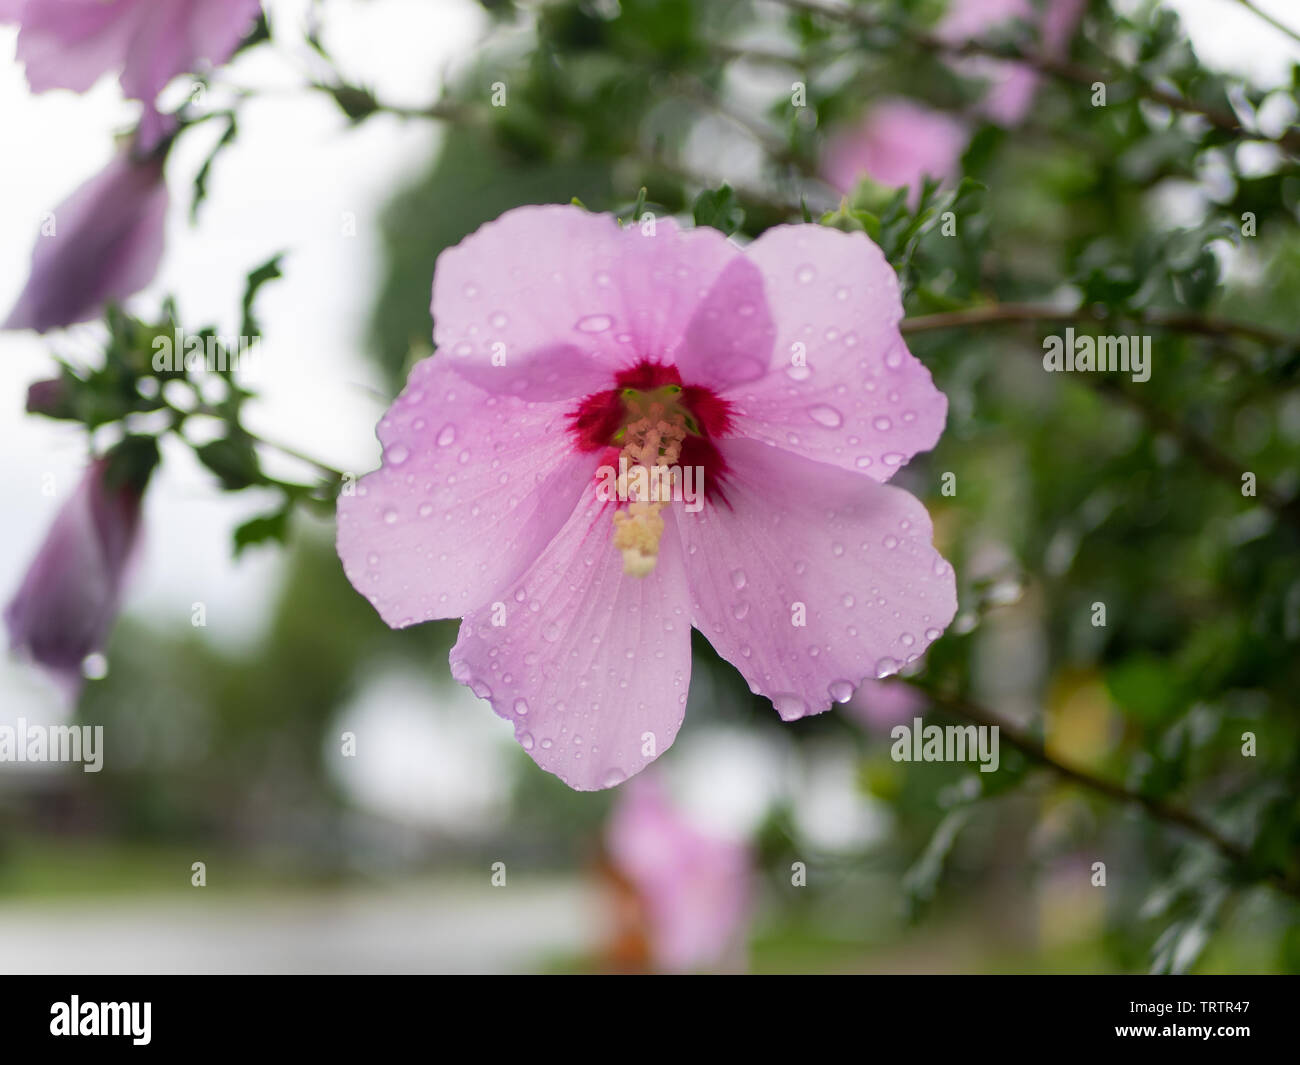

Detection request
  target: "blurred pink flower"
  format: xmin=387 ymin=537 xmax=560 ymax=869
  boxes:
xmin=337 ymin=204 xmax=957 ymax=790
xmin=5 ymin=443 xmax=155 ymax=693
xmin=842 ymin=676 xmax=927 ymax=731
xmin=4 ymin=0 xmax=261 ymax=142
xmin=937 ymin=0 xmax=1087 ymax=126
xmin=822 ymin=99 xmax=968 ymax=205
xmin=3 ymin=137 xmax=169 ymax=332
xmin=605 ymin=775 xmax=753 ymax=972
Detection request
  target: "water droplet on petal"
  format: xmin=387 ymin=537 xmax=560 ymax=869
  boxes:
xmin=795 ymin=264 xmax=816 ymax=284
xmin=575 ymin=314 xmax=613 ymax=333
xmin=542 ymin=622 xmax=561 ymax=642
xmin=382 ymin=508 xmax=398 ymax=525
xmin=829 ymin=680 xmax=854 ymax=703
xmin=437 ymin=424 xmax=457 ymax=447
xmin=730 ymin=569 xmax=747 ymax=590
xmin=875 ymin=657 xmax=900 ymax=679
xmin=519 ymin=731 xmax=535 ymax=750
xmin=514 ymin=698 xmax=529 ymax=716
xmin=808 ymin=404 xmax=843 ymax=428
xmin=386 ymin=443 xmax=409 ymax=465
xmin=772 ymin=692 xmax=807 ymax=719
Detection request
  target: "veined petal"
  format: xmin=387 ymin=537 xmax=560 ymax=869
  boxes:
xmin=431 ymin=204 xmax=742 ymax=398
xmin=337 ymin=356 xmax=599 ymax=627
xmin=723 ymin=224 xmax=947 ymax=482
xmin=449 ymin=494 xmax=692 ymax=791
xmin=679 ymin=437 xmax=956 ymax=721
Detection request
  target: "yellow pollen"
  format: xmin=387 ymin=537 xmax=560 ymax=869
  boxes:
xmin=610 ymin=391 xmax=691 ymax=577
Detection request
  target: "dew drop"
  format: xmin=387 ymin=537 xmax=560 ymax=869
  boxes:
xmin=730 ymin=569 xmax=747 ymax=590
xmin=772 ymin=692 xmax=807 ymax=720
xmin=795 ymin=264 xmax=816 ymax=284
xmin=808 ymin=404 xmax=843 ymax=429
xmin=875 ymin=657 xmax=901 ymax=679
xmin=829 ymin=679 xmax=854 ymax=703
xmin=514 ymin=698 xmax=529 ymax=716
xmin=436 ymin=424 xmax=457 ymax=447
xmin=575 ymin=314 xmax=613 ymax=333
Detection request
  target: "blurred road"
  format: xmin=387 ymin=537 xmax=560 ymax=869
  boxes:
xmin=0 ymin=879 xmax=596 ymax=974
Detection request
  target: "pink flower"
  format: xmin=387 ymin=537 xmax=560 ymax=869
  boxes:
xmin=937 ymin=0 xmax=1086 ymax=126
xmin=3 ymin=136 xmax=169 ymax=332
xmin=336 ymin=205 xmax=958 ymax=790
xmin=822 ymin=100 xmax=968 ymax=205
xmin=5 ymin=442 xmax=156 ymax=693
xmin=605 ymin=775 xmax=753 ymax=972
xmin=4 ymin=0 xmax=260 ymax=142
xmin=842 ymin=676 xmax=927 ymax=731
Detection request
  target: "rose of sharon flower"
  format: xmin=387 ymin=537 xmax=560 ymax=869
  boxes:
xmin=336 ymin=205 xmax=958 ymax=790
xmin=5 ymin=441 xmax=156 ymax=693
xmin=605 ymin=775 xmax=753 ymax=972
xmin=3 ymin=136 xmax=169 ymax=332
xmin=3 ymin=0 xmax=261 ymax=145
xmin=822 ymin=99 xmax=968 ymax=205
xmin=936 ymin=0 xmax=1087 ymax=126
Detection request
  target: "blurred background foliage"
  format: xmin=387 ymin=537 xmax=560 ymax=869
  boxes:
xmin=4 ymin=0 xmax=1299 ymax=973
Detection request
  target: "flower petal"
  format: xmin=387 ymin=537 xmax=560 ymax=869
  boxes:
xmin=680 ymin=437 xmax=956 ymax=721
xmin=3 ymin=147 xmax=168 ymax=332
xmin=723 ymin=224 xmax=947 ymax=482
xmin=449 ymin=495 xmax=692 ymax=791
xmin=17 ymin=0 xmax=139 ymax=93
xmin=431 ymin=204 xmax=742 ymax=398
xmin=336 ymin=356 xmax=600 ymax=627
xmin=674 ymin=254 xmax=776 ymax=390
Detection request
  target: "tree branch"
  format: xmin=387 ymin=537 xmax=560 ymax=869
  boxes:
xmin=909 ymin=681 xmax=1300 ymax=901
xmin=770 ymin=0 xmax=1300 ymax=154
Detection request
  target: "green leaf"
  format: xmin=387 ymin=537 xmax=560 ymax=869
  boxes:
xmin=191 ymin=112 xmax=239 ymax=223
xmin=692 ymin=183 xmax=744 ymax=236
xmin=196 ymin=434 xmax=264 ymax=491
xmin=240 ymin=254 xmax=284 ymax=341
xmin=233 ymin=506 xmax=291 ymax=557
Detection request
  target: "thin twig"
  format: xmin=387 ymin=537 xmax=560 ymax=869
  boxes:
xmin=1231 ymin=0 xmax=1300 ymax=48
xmin=909 ymin=681 xmax=1300 ymax=901
xmin=769 ymin=0 xmax=1300 ymax=154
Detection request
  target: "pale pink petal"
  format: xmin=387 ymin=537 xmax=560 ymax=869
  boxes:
xmin=822 ymin=100 xmax=967 ymax=204
xmin=681 ymin=438 xmax=956 ymax=722
xmin=118 ymin=0 xmax=261 ymax=102
xmin=938 ymin=0 xmax=1085 ymax=126
xmin=0 ymin=0 xmax=28 ymax=21
xmin=3 ymin=147 xmax=168 ymax=332
xmin=674 ymin=254 xmax=776 ymax=390
xmin=5 ymin=458 xmax=145 ymax=692
xmin=336 ymin=356 xmax=601 ymax=627
xmin=722 ymin=224 xmax=946 ymax=483
xmin=449 ymin=495 xmax=692 ymax=791
xmin=17 ymin=0 xmax=142 ymax=93
xmin=607 ymin=775 xmax=753 ymax=971
xmin=431 ymin=204 xmax=743 ymax=397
